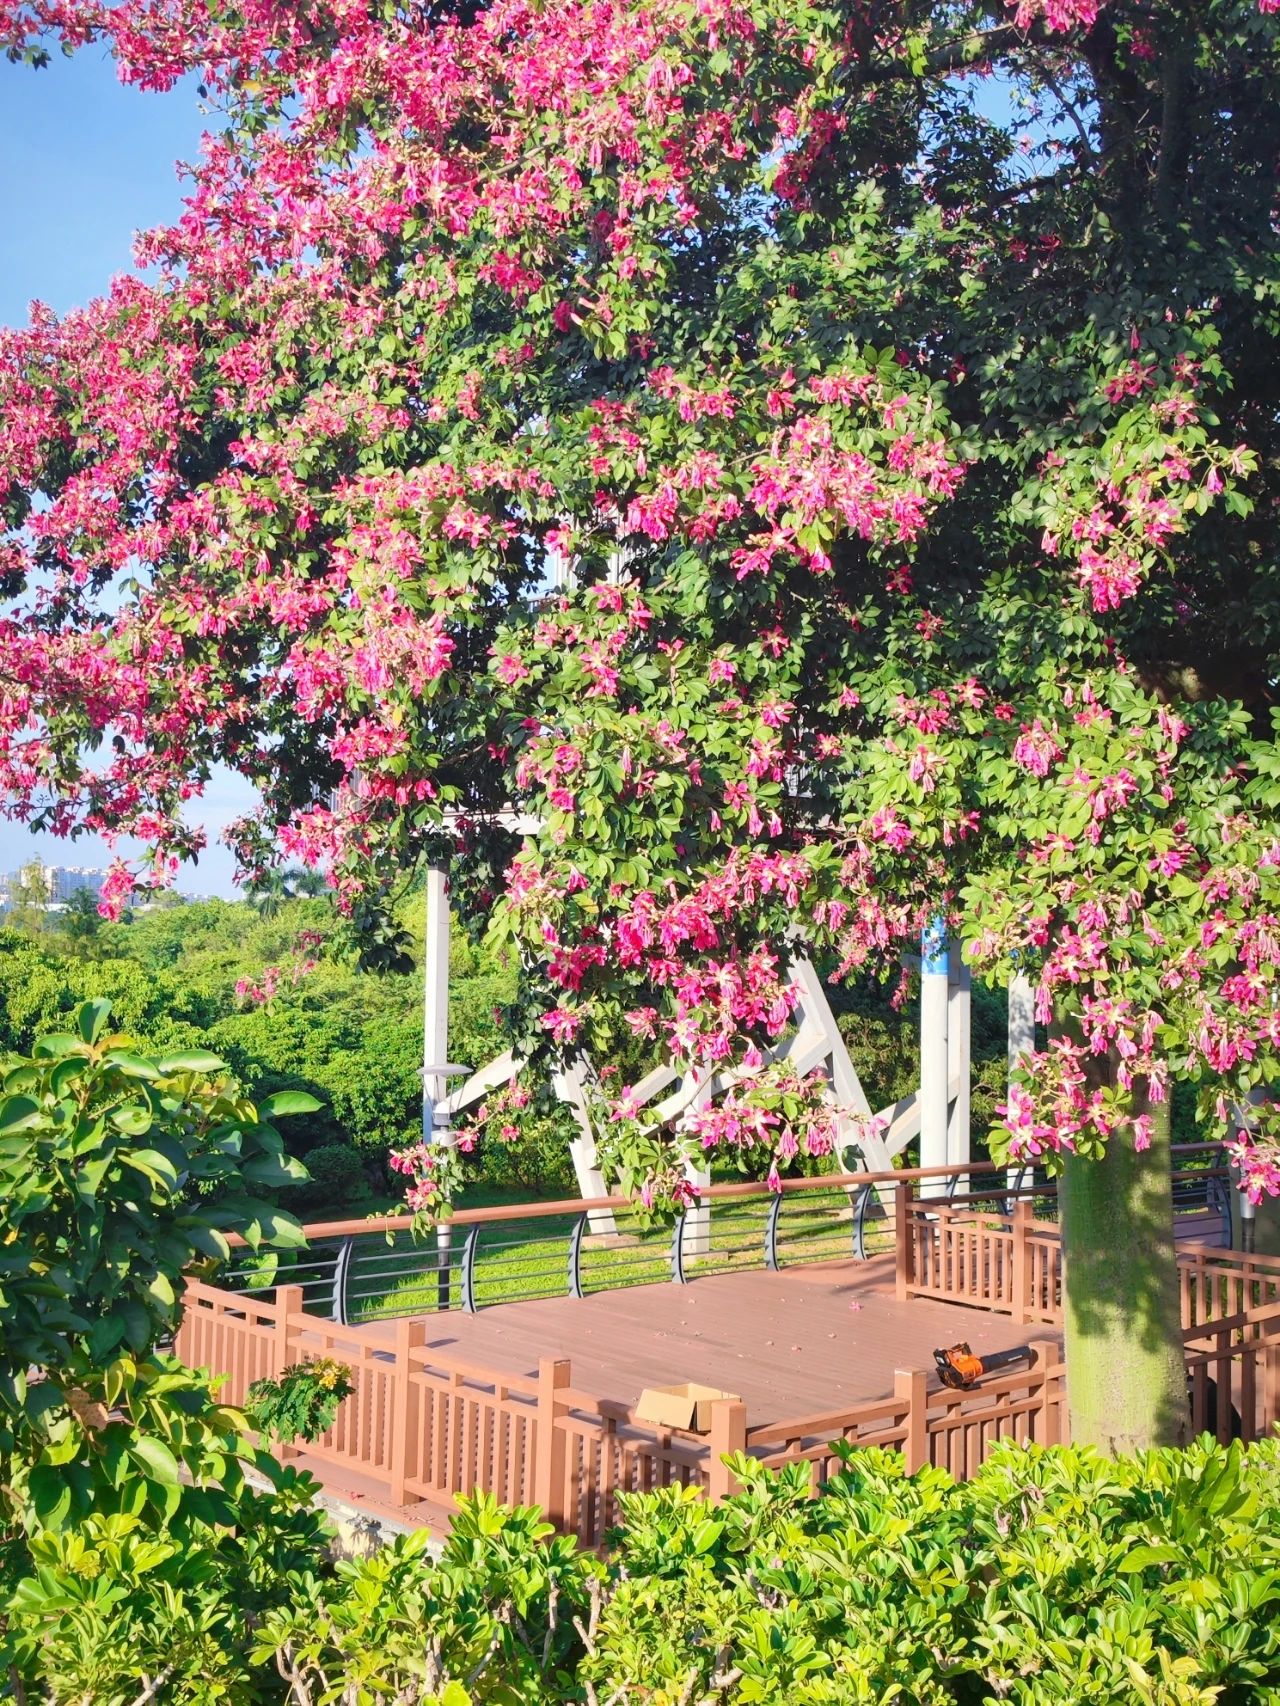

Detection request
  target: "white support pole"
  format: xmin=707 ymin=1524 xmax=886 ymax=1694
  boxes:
xmin=946 ymin=947 xmax=971 ymax=1192
xmin=1007 ymin=970 xmax=1035 ymax=1196
xmin=675 ymin=1075 xmax=713 ymax=1259
xmin=422 ymin=864 xmax=451 ymax=1144
xmin=422 ymin=865 xmax=453 ymax=1300
xmin=553 ymin=1057 xmax=619 ymax=1238
xmin=919 ymin=917 xmax=950 ymax=1198
xmin=682 ymin=1156 xmax=713 ymax=1258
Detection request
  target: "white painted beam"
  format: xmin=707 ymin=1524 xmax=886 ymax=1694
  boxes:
xmin=1007 ymin=970 xmax=1035 ymax=1194
xmin=919 ymin=919 xmax=950 ymax=1196
xmin=442 ymin=1050 xmax=518 ymax=1116
xmin=553 ymin=1056 xmax=618 ymax=1236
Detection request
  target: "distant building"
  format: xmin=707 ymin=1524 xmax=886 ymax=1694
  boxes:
xmin=44 ymin=865 xmax=108 ymax=904
xmin=0 ymin=862 xmax=107 ymax=912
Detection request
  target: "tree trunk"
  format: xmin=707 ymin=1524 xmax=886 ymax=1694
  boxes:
xmin=1059 ymin=1091 xmax=1188 ymax=1453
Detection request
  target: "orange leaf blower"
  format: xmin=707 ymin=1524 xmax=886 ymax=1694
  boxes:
xmin=933 ymin=1342 xmax=1031 ymax=1390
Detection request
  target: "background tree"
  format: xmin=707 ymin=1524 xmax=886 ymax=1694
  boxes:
xmin=244 ymin=864 xmax=331 ymax=919
xmin=56 ymin=884 xmax=102 ymax=953
xmin=3 ymin=859 xmax=50 ymax=938
xmin=2 ymin=0 xmax=1279 ymax=1448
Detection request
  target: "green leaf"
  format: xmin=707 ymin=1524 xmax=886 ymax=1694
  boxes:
xmin=258 ymin=1090 xmax=323 ymax=1118
xmin=103 ymin=1050 xmax=162 ymax=1080
xmin=130 ymin=1434 xmax=181 ymax=1486
xmin=28 ymin=1464 xmax=72 ymax=1529
xmin=155 ymin=1050 xmax=227 ymax=1074
xmin=243 ymin=1154 xmax=308 ymax=1187
xmin=0 ymin=1095 xmax=40 ymax=1134
xmin=1117 ymin=1544 xmax=1183 ymax=1572
xmin=179 ymin=1221 xmax=232 ymax=1262
xmin=120 ymin=1148 xmax=181 ymax=1190
xmin=112 ymin=1105 xmax=154 ymax=1138
xmin=77 ymin=999 xmax=113 ymax=1044
xmin=117 ymin=1298 xmax=153 ymax=1351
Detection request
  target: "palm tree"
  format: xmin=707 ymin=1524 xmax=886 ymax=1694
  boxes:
xmin=243 ymin=865 xmax=329 ymax=918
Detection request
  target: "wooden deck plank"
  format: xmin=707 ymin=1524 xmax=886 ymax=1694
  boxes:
xmin=294 ymin=1260 xmax=1061 ymax=1532
xmin=363 ymin=1257 xmax=1060 ymax=1425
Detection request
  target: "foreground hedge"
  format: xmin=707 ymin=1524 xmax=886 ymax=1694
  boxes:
xmin=7 ymin=1437 xmax=1280 ymax=1705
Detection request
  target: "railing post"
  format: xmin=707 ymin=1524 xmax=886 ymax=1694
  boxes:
xmin=274 ymin=1284 xmax=304 ymax=1375
xmin=1028 ymin=1339 xmax=1060 ymax=1447
xmin=534 ymin=1357 xmax=571 ymax=1531
xmin=568 ymin=1212 xmax=587 ymax=1300
xmin=436 ymin=1221 xmax=453 ymax=1312
xmin=1010 ymin=1199 xmax=1032 ymax=1324
xmin=461 ymin=1224 xmax=480 ymax=1313
xmin=895 ymin=1181 xmax=914 ymax=1302
xmin=853 ymin=1185 xmax=868 ymax=1260
xmin=706 ymin=1398 xmax=748 ymax=1503
xmin=389 ymin=1316 xmax=426 ymax=1505
xmin=671 ymin=1211 xmax=687 ymax=1285
xmin=332 ymin=1235 xmax=354 ymax=1326
xmin=273 ymin=1284 xmax=304 ymax=1464
xmin=764 ymin=1193 xmax=782 ymax=1271
xmin=895 ymin=1367 xmax=929 ymax=1473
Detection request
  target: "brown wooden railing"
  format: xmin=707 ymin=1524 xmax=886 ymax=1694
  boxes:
xmin=897 ymin=1192 xmax=1064 ymax=1322
xmin=173 ymin=1150 xmax=1276 ymax=1547
xmin=742 ymin=1339 xmax=1067 ymax=1491
xmin=1185 ymin=1299 xmax=1280 ymax=1440
xmin=894 ymin=1167 xmax=1242 ymax=1326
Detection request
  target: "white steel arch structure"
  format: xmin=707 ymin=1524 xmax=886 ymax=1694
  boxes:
xmin=420 ymin=863 xmax=978 ymax=1234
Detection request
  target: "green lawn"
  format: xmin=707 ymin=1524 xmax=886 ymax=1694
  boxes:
xmin=246 ymin=1183 xmax=896 ymax=1321
xmin=345 ymin=1186 xmax=894 ymax=1320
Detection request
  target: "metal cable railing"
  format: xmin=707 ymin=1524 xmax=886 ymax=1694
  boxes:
xmin=215 ymin=1149 xmax=1232 ymax=1325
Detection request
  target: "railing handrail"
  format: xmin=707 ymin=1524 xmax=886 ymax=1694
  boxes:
xmin=1184 ymin=1296 xmax=1280 ymax=1343
xmin=243 ymin=1143 xmax=1229 ymax=1246
xmin=276 ymin=1163 xmax=995 ymax=1243
xmin=1177 ymin=1239 xmax=1280 ymax=1272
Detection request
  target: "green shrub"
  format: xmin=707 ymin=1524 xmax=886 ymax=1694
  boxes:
xmin=0 ymin=1000 xmax=332 ymax=1705
xmin=254 ymin=1497 xmax=593 ymax=1704
xmin=580 ymin=1441 xmax=1280 ymax=1706
xmin=257 ymin=1437 xmax=1280 ymax=1703
xmin=283 ymin=1140 xmax=371 ymax=1211
xmin=248 ymin=1359 xmax=356 ymax=1445
xmin=9 ymin=1392 xmax=1280 ymax=1701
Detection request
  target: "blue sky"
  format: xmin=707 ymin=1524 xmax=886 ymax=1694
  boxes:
xmin=0 ymin=48 xmax=252 ymax=894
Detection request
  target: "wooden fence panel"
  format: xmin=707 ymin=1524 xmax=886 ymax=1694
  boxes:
xmin=173 ymin=1209 xmax=1280 ymax=1550
xmin=279 ymin=1311 xmax=402 ymax=1494
xmin=401 ymin=1349 xmax=541 ymax=1511
xmin=901 ymin=1201 xmax=1047 ymax=1318
xmin=1178 ymin=1245 xmax=1280 ymax=1332
xmin=921 ymin=1344 xmax=1067 ymax=1479
xmin=1183 ymin=1298 xmax=1280 ymax=1445
xmin=175 ymin=1280 xmax=280 ymax=1406
xmin=553 ymin=1389 xmax=709 ymax=1545
xmin=747 ymin=1393 xmax=912 ymax=1493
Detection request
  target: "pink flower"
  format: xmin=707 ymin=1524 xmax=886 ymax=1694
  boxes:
xmin=1013 ymin=720 xmax=1062 ymax=779
xmin=541 ymin=1006 xmax=583 ymax=1044
xmin=495 ymin=653 xmax=531 ymax=685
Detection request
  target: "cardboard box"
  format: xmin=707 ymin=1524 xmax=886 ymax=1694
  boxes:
xmin=634 ymin=1382 xmax=740 ymax=1434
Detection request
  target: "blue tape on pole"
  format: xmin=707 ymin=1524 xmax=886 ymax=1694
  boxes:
xmin=922 ymin=915 xmax=948 ymax=976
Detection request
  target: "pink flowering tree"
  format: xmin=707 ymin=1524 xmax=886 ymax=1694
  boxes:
xmin=2 ymin=0 xmax=1279 ymax=1449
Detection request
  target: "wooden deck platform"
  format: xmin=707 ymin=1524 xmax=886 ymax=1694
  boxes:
xmin=288 ymin=1256 xmax=1060 ymax=1534
xmin=365 ymin=1254 xmax=1056 ymax=1419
